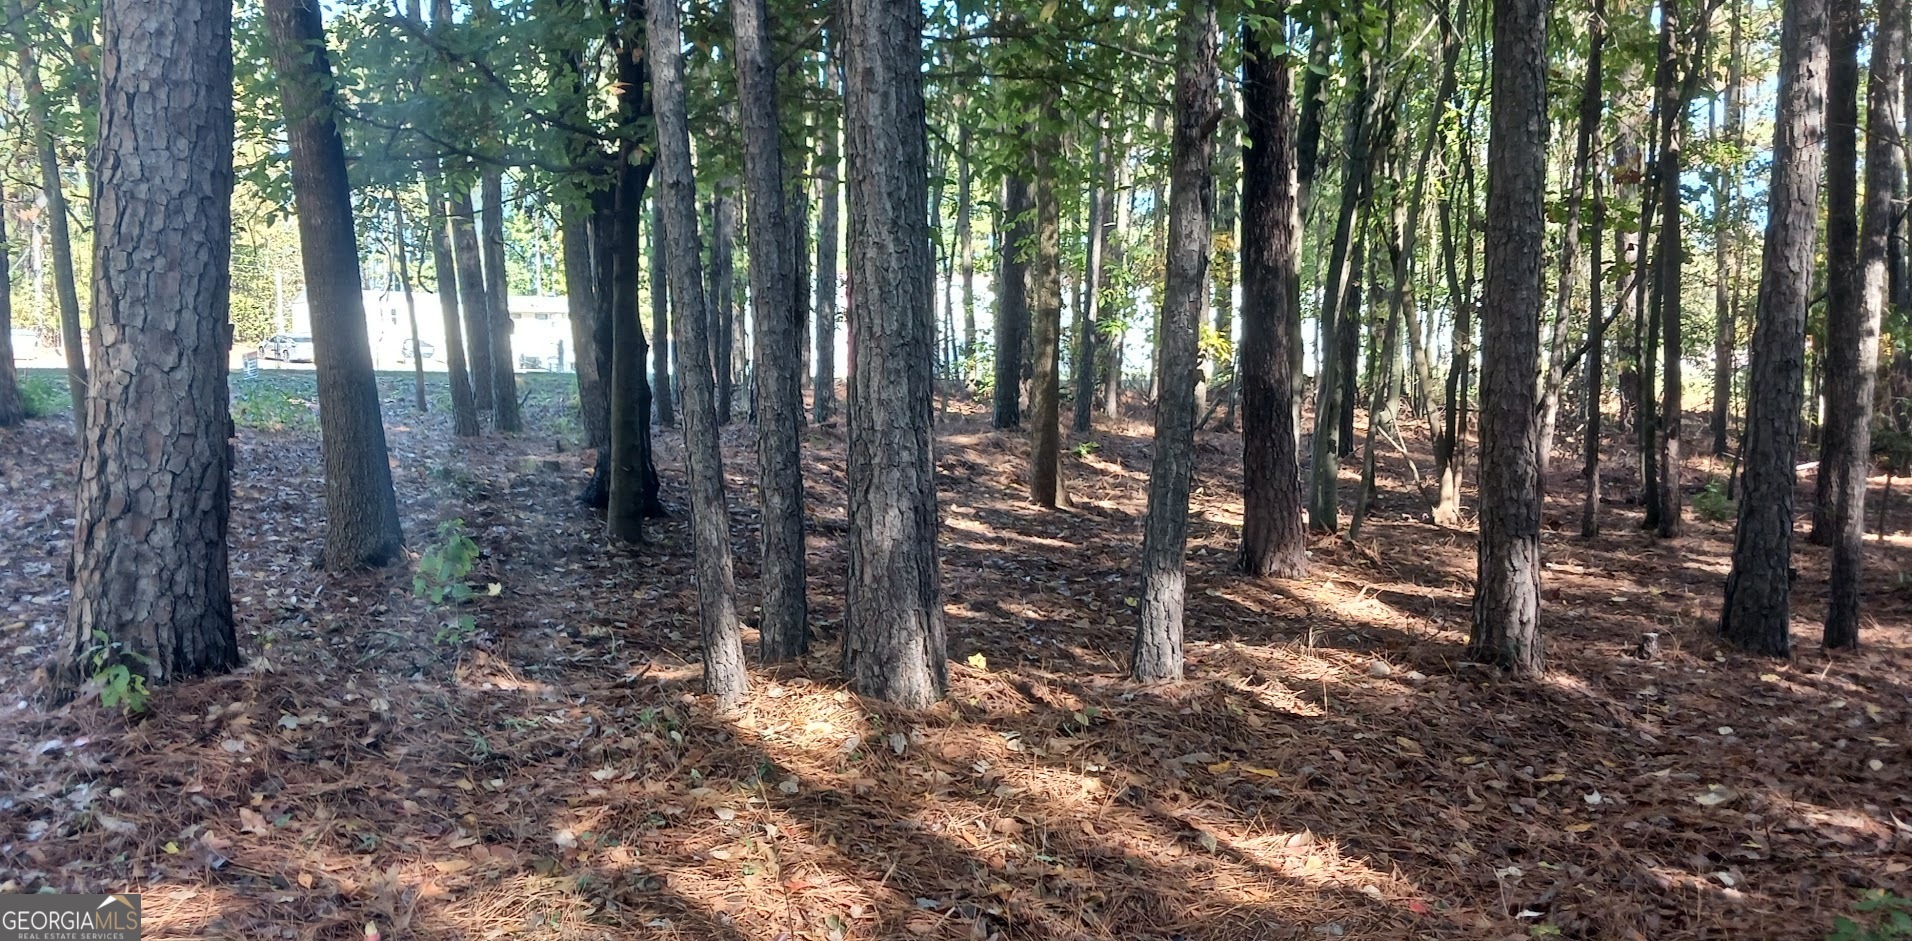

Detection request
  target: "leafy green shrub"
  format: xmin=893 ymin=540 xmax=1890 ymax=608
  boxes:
xmin=20 ymin=375 xmax=67 ymax=418
xmin=1829 ymin=890 xmax=1912 ymax=940
xmin=1693 ymin=478 xmax=1736 ymax=523
xmin=414 ymin=519 xmax=481 ymax=645
xmin=86 ymin=629 xmax=152 ymax=715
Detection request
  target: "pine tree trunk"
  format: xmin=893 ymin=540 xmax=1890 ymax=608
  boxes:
xmin=266 ymin=0 xmax=405 ymax=570
xmin=605 ymin=20 xmax=661 ymax=540
xmin=959 ymin=124 xmax=977 ymax=376
xmin=816 ymin=59 xmax=841 ymax=424
xmin=1074 ymin=119 xmax=1108 ymax=434
xmin=450 ymin=187 xmax=495 ymax=411
xmin=563 ymin=203 xmax=609 ymax=443
xmin=1814 ymin=0 xmax=1863 ymax=545
xmin=1722 ymin=0 xmax=1829 ymax=655
xmin=1134 ymin=0 xmax=1217 ymax=683
xmin=1582 ymin=167 xmax=1607 ymax=537
xmin=1825 ymin=0 xmax=1903 ymax=647
xmin=1100 ymin=164 xmax=1126 ymax=417
xmin=651 ymin=196 xmax=674 ymax=426
xmin=1538 ymin=3 xmax=1604 ymax=483
xmin=0 ymin=174 xmax=21 ymax=427
xmin=56 ymin=0 xmax=240 ymax=695
xmin=994 ymin=174 xmax=1032 ymax=429
xmin=647 ymin=0 xmax=748 ymax=706
xmin=8 ymin=0 xmax=88 ymax=428
xmin=1238 ymin=22 xmax=1307 ymax=579
xmin=1711 ymin=0 xmax=1745 ymax=456
xmin=1306 ymin=55 xmax=1376 ymax=533
xmin=1030 ymin=95 xmax=1067 ymax=508
xmin=731 ymin=0 xmax=810 ymax=661
xmin=427 ymin=165 xmax=481 ymax=437
xmin=840 ymin=0 xmax=947 ymax=708
xmin=482 ymin=171 xmax=522 ymax=432
xmin=710 ymin=191 xmax=737 ymax=424
xmin=393 ymin=196 xmax=428 ymax=412
xmin=1469 ymin=0 xmax=1547 ymax=675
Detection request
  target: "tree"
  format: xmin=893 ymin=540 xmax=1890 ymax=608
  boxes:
xmin=1237 ymin=8 xmax=1306 ymax=580
xmin=651 ymin=198 xmax=673 ymax=426
xmin=1073 ymin=118 xmax=1109 ymax=434
xmin=1133 ymin=0 xmax=1217 ymax=683
xmin=815 ymin=50 xmax=842 ymax=425
xmin=56 ymin=0 xmax=241 ymax=696
xmin=426 ymin=166 xmax=482 ymax=438
xmin=1812 ymin=0 xmax=1862 ymax=545
xmin=1029 ymin=96 xmax=1067 ymax=508
xmin=1721 ymin=0 xmax=1829 ymax=655
xmin=710 ymin=188 xmax=738 ymax=424
xmin=840 ymin=0 xmax=947 ymax=708
xmin=8 ymin=0 xmax=88 ymax=428
xmin=730 ymin=0 xmax=809 ymax=660
xmin=391 ymin=196 xmax=429 ymax=412
xmin=995 ymin=172 xmax=1032 ymax=431
xmin=605 ymin=10 xmax=661 ymax=543
xmin=481 ymin=172 xmax=522 ymax=433
xmin=647 ymin=0 xmax=749 ymax=705
xmin=266 ymin=0 xmax=406 ymax=570
xmin=0 ymin=174 xmax=21 ymax=428
xmin=449 ymin=186 xmax=496 ymax=411
xmin=1825 ymin=0 xmax=1902 ymax=648
xmin=1469 ymin=0 xmax=1547 ymax=675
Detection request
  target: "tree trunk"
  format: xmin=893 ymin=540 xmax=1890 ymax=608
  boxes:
xmin=8 ymin=0 xmax=87 ymax=428
xmin=605 ymin=18 xmax=662 ymax=540
xmin=482 ymin=171 xmax=522 ymax=432
xmin=450 ymin=187 xmax=495 ymax=411
xmin=266 ymin=0 xmax=404 ymax=570
xmin=1825 ymin=0 xmax=1903 ymax=647
xmin=0 ymin=174 xmax=21 ymax=427
xmin=1538 ymin=2 xmax=1603 ymax=483
xmin=1721 ymin=0 xmax=1829 ymax=655
xmin=427 ymin=165 xmax=481 ymax=437
xmin=959 ymin=124 xmax=977 ymax=377
xmin=816 ymin=58 xmax=841 ymax=424
xmin=1100 ymin=162 xmax=1127 ymax=417
xmin=710 ymin=190 xmax=737 ymax=424
xmin=731 ymin=0 xmax=809 ymax=661
xmin=647 ymin=0 xmax=748 ymax=706
xmin=994 ymin=174 xmax=1032 ymax=429
xmin=840 ymin=0 xmax=947 ymax=708
xmin=1814 ymin=0 xmax=1863 ymax=544
xmin=1352 ymin=193 xmax=1405 ymax=541
xmin=1306 ymin=53 xmax=1376 ymax=533
xmin=1074 ymin=118 xmax=1109 ymax=433
xmin=56 ymin=0 xmax=240 ymax=696
xmin=393 ymin=195 xmax=428 ymax=412
xmin=1469 ymin=0 xmax=1547 ymax=675
xmin=1238 ymin=21 xmax=1307 ymax=579
xmin=1337 ymin=248 xmax=1362 ymax=457
xmin=651 ymin=195 xmax=674 ymax=426
xmin=1711 ymin=0 xmax=1745 ymax=456
xmin=563 ymin=202 xmax=609 ymax=442
xmin=1582 ymin=165 xmax=1607 ymax=537
xmin=1030 ymin=96 xmax=1067 ymax=508
xmin=1134 ymin=0 xmax=1217 ymax=683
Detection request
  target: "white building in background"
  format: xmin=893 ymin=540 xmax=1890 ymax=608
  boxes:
xmin=288 ymin=289 xmax=577 ymax=372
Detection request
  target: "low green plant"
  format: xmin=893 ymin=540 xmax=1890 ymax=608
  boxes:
xmin=1693 ymin=478 xmax=1736 ymax=523
xmin=231 ymin=381 xmax=318 ymax=431
xmin=20 ymin=375 xmax=67 ymax=418
xmin=1071 ymin=440 xmax=1100 ymax=459
xmin=414 ymin=519 xmax=481 ymax=645
xmin=1829 ymin=890 xmax=1912 ymax=940
xmin=86 ymin=629 xmax=152 ymax=715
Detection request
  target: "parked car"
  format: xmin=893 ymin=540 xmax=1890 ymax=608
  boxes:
xmin=401 ymin=338 xmax=436 ymax=362
xmin=261 ymin=334 xmax=314 ymax=362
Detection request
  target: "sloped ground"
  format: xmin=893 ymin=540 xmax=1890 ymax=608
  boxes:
xmin=2 ymin=371 xmax=1909 ymax=941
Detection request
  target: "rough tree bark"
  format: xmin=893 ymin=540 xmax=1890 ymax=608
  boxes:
xmin=710 ymin=189 xmax=737 ymax=424
xmin=427 ymin=164 xmax=481 ymax=437
xmin=1814 ymin=0 xmax=1862 ymax=544
xmin=1721 ymin=0 xmax=1828 ymax=655
xmin=56 ymin=0 xmax=241 ymax=695
xmin=481 ymin=171 xmax=522 ymax=432
xmin=1134 ymin=0 xmax=1218 ymax=683
xmin=841 ymin=0 xmax=948 ymax=708
xmin=449 ymin=186 xmax=495 ymax=411
xmin=730 ymin=0 xmax=809 ymax=660
xmin=994 ymin=174 xmax=1032 ymax=429
xmin=1469 ymin=0 xmax=1548 ymax=675
xmin=1825 ymin=0 xmax=1902 ymax=648
xmin=563 ymin=202 xmax=609 ymax=442
xmin=266 ymin=0 xmax=405 ymax=570
xmin=1030 ymin=95 xmax=1067 ymax=508
xmin=1238 ymin=17 xmax=1307 ymax=578
xmin=604 ymin=5 xmax=662 ymax=539
xmin=1582 ymin=166 xmax=1607 ymax=536
xmin=647 ymin=0 xmax=748 ymax=705
xmin=815 ymin=58 xmax=841 ymax=424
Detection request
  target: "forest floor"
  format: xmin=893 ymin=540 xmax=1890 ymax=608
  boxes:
xmin=2 ymin=369 xmax=1911 ymax=941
